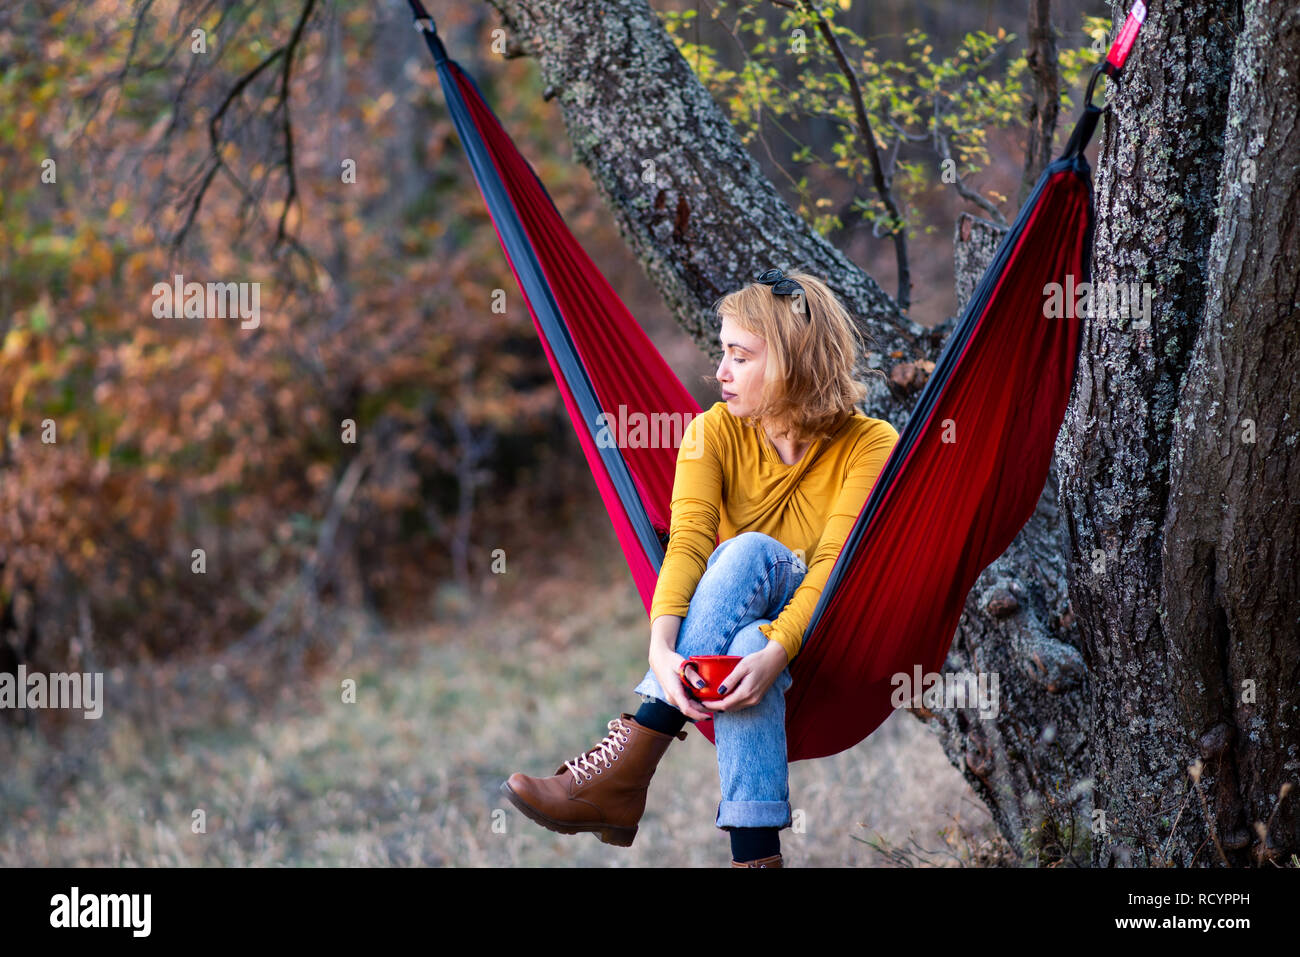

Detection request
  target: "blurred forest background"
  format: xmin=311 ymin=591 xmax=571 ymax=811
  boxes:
xmin=1 ymin=0 xmax=1108 ymax=865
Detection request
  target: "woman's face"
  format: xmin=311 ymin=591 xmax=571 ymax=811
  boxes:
xmin=716 ymin=313 xmax=767 ymax=418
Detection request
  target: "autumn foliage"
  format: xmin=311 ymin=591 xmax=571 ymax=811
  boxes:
xmin=0 ymin=2 xmax=589 ymax=681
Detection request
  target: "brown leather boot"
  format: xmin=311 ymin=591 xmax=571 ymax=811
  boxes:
xmin=731 ymin=853 xmax=783 ymax=867
xmin=500 ymin=714 xmax=687 ymax=847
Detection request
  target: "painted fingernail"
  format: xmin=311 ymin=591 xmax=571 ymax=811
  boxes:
xmin=696 ymin=680 xmax=706 ymax=688
xmin=717 ymin=684 xmax=727 ymax=694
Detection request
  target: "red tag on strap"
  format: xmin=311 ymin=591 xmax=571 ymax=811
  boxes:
xmin=1106 ymin=1 xmax=1147 ymax=74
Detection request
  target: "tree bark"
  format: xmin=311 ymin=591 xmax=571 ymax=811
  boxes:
xmin=1159 ymin=0 xmax=1300 ymax=865
xmin=1018 ymin=0 xmax=1060 ymax=207
xmin=953 ymin=213 xmax=1005 ymax=316
xmin=1058 ymin=0 xmax=1298 ymax=865
xmin=481 ymin=0 xmax=918 ymax=402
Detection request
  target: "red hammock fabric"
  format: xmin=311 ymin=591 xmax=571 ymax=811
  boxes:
xmin=790 ymin=174 xmax=1091 ymax=758
xmin=450 ymin=58 xmax=699 ymax=605
xmin=423 ymin=23 xmax=1095 ymax=761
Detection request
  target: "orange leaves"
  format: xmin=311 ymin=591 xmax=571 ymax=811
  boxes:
xmin=0 ymin=0 xmax=589 ymax=669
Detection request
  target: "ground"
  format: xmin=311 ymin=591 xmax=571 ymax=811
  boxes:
xmin=0 ymin=529 xmax=1006 ymax=867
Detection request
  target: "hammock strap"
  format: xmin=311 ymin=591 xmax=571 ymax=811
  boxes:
xmin=1105 ymin=1 xmax=1148 ymax=76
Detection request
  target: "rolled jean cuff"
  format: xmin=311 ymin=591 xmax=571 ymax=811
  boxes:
xmin=716 ymin=799 xmax=792 ymax=829
xmin=634 ymin=669 xmax=669 ymax=705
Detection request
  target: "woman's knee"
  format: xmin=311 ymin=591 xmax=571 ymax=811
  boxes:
xmin=734 ymin=530 xmax=782 ymax=552
xmin=712 ymin=531 xmax=785 ymax=572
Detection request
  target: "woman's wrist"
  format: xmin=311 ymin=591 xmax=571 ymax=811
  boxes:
xmin=648 ymin=637 xmax=675 ymax=665
xmin=763 ymin=638 xmax=792 ymax=667
xmin=649 ymin=615 xmax=682 ymax=661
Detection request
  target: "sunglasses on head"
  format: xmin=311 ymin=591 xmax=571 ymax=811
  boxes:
xmin=755 ymin=268 xmax=811 ymax=322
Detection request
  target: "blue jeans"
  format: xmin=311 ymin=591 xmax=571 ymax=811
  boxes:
xmin=634 ymin=531 xmax=807 ymax=830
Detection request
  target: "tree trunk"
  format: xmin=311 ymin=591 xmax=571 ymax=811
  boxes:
xmin=1018 ymin=0 xmax=1060 ymax=207
xmin=953 ymin=213 xmax=1005 ymax=316
xmin=481 ymin=0 xmax=916 ymax=388
xmin=1058 ymin=0 xmax=1299 ymax=865
xmin=480 ymin=0 xmax=1098 ymax=862
xmin=1158 ymin=0 xmax=1300 ymax=865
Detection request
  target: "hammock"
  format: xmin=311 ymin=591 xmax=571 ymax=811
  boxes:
xmin=408 ymin=0 xmax=1145 ymax=761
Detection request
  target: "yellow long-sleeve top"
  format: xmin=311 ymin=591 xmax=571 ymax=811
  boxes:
xmin=649 ymin=400 xmax=900 ymax=664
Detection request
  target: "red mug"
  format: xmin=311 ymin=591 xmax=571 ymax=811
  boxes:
xmin=678 ymin=655 xmax=742 ymax=701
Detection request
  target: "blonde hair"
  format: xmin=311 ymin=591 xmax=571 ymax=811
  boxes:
xmin=707 ymin=270 xmax=884 ymax=443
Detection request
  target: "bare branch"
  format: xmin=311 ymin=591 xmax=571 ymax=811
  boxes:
xmin=797 ymin=0 xmax=911 ymax=311
xmin=170 ymin=43 xmax=285 ymax=254
xmin=273 ymin=0 xmax=319 ymax=253
xmin=167 ymin=0 xmax=319 ymax=258
xmin=934 ymin=126 xmax=1009 ymax=226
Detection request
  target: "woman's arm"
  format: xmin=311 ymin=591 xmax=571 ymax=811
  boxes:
xmin=645 ymin=409 xmax=726 ymax=722
xmin=648 ymin=614 xmax=714 ymax=721
xmin=648 ymin=409 xmax=725 ymax=625
xmin=649 ymin=613 xmax=682 ymax=657
xmin=757 ymin=419 xmax=901 ymax=664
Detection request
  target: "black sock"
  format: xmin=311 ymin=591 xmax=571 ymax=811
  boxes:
xmin=730 ymin=826 xmax=780 ymax=862
xmin=634 ymin=698 xmax=687 ymax=736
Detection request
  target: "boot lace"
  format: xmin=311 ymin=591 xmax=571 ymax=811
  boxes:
xmin=564 ymin=718 xmax=632 ymax=784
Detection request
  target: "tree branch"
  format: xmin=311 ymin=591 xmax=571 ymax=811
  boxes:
xmin=797 ymin=0 xmax=911 ymax=311
xmin=273 ymin=0 xmax=319 ymax=253
xmin=167 ymin=0 xmax=319 ymax=259
xmin=935 ymin=125 xmax=1009 ymax=226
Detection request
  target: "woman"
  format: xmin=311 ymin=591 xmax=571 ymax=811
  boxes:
xmin=501 ymin=269 xmax=900 ymax=866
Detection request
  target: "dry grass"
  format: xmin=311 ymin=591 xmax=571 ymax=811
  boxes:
xmin=0 ymin=529 xmax=1008 ymax=867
